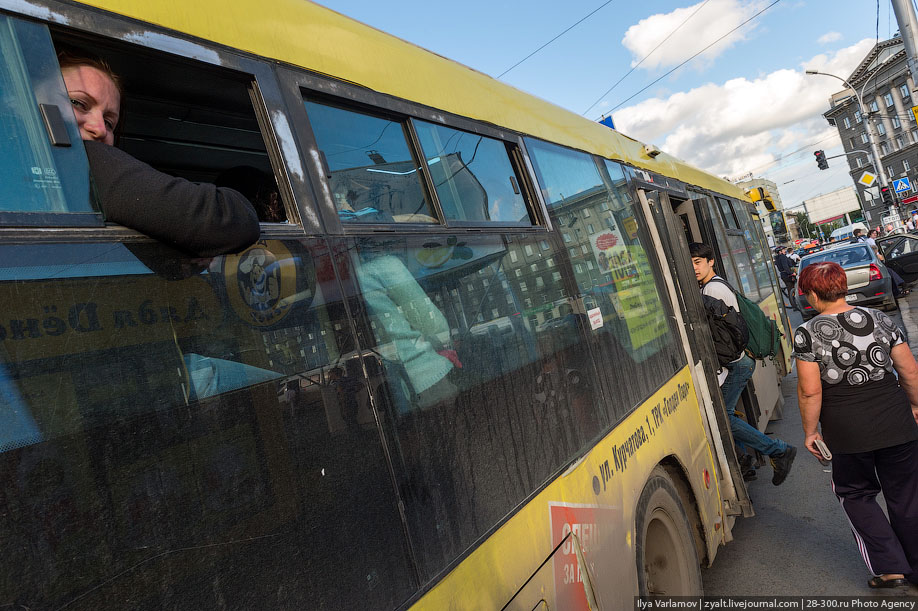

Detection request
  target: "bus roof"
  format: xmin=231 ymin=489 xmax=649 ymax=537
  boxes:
xmin=75 ymin=0 xmax=747 ymax=201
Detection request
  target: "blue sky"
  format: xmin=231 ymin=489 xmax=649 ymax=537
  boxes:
xmin=315 ymin=0 xmax=898 ymax=209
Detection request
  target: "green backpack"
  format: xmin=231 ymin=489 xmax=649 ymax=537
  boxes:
xmin=708 ymin=278 xmax=781 ymax=360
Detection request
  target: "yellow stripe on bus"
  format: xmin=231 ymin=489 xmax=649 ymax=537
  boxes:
xmin=77 ymin=0 xmax=748 ymax=202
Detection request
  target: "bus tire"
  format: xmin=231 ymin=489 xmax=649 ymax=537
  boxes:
xmin=635 ymin=466 xmax=703 ymax=596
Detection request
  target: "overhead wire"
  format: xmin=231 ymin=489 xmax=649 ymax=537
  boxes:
xmin=497 ymin=0 xmax=616 ymax=78
xmin=584 ymin=0 xmax=782 ymax=117
xmin=589 ymin=0 xmax=712 ymax=118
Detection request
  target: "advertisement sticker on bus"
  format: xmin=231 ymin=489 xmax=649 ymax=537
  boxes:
xmin=549 ymin=502 xmax=617 ymax=611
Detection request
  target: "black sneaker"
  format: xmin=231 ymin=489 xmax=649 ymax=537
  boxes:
xmin=770 ymin=446 xmax=796 ymax=486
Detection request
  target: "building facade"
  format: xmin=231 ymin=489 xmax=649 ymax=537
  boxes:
xmin=822 ymin=36 xmax=918 ymax=228
xmin=734 ymin=177 xmax=786 ymax=246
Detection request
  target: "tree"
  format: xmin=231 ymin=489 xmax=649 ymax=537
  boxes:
xmin=792 ymin=211 xmax=817 ymax=239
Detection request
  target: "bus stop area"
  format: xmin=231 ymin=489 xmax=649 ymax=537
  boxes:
xmin=702 ymin=293 xmax=918 ymax=596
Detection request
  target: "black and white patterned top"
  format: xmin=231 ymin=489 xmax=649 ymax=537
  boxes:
xmin=793 ymin=307 xmax=917 ymax=453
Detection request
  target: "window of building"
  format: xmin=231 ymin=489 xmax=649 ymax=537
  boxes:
xmin=587 ymin=223 xmax=594 ymax=233
xmin=524 ymin=244 xmax=534 ymax=256
xmin=856 ymin=157 xmax=864 ymax=168
xmin=913 ymin=129 xmax=918 ymax=142
xmin=855 ymin=109 xmax=863 ymax=123
xmin=884 ymin=92 xmax=895 ymax=108
xmin=900 ymin=84 xmax=910 ymax=100
xmin=861 ymin=132 xmax=870 ymax=144
xmin=539 ymin=240 xmax=549 ymax=250
xmin=893 ymin=116 xmax=902 ymax=129
xmin=869 ymin=100 xmax=879 ymax=113
xmin=905 ymin=159 xmax=911 ymax=172
xmin=877 ymin=122 xmax=887 ymax=136
xmin=843 ymin=116 xmax=851 ymax=129
xmin=562 ymin=233 xmax=572 ymax=243
xmin=881 ymin=143 xmax=889 ymax=155
xmin=897 ymin=136 xmax=905 ymax=150
xmin=849 ymin=137 xmax=856 ymax=148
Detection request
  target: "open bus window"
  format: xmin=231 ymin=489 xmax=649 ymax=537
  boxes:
xmin=304 ymin=100 xmax=438 ymax=224
xmin=413 ymin=120 xmax=533 ymax=225
xmin=49 ymin=32 xmax=289 ymax=225
xmin=0 ymin=16 xmax=94 ymax=222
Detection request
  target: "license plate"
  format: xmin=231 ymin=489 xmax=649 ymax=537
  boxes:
xmin=845 ymin=294 xmax=857 ymax=302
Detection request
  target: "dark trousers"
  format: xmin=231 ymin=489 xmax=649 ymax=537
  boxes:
xmin=831 ymin=440 xmax=918 ymax=579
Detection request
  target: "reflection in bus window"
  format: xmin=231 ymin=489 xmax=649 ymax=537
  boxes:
xmin=0 ymin=239 xmax=416 ymax=609
xmin=527 ymin=139 xmax=681 ymax=421
xmin=304 ymin=101 xmax=437 ymax=223
xmin=340 ymin=233 xmax=604 ymax=580
xmin=414 ymin=120 xmax=531 ymax=224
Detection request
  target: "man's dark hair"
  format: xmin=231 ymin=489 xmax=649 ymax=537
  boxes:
xmin=689 ymin=242 xmax=715 ymax=260
xmin=853 ymin=228 xmax=863 ymax=237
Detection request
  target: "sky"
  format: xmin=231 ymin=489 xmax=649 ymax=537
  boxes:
xmin=314 ymin=0 xmax=901 ymax=211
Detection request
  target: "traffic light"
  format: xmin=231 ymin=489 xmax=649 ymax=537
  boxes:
xmin=814 ymin=150 xmax=828 ymax=170
xmin=880 ymin=185 xmax=894 ymax=206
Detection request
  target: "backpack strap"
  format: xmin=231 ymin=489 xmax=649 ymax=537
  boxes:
xmin=706 ymin=277 xmax=736 ymax=294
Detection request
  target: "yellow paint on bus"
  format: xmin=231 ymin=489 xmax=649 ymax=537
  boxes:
xmin=77 ymin=0 xmax=748 ymax=203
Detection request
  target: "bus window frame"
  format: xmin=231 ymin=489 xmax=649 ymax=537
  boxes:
xmin=11 ymin=2 xmax=314 ymax=237
xmin=276 ymin=65 xmax=550 ymax=235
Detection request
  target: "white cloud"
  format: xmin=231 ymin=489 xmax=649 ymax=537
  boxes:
xmin=621 ymin=0 xmax=763 ymax=71
xmin=613 ymin=38 xmax=875 ymax=181
xmin=818 ymin=31 xmax=842 ymax=44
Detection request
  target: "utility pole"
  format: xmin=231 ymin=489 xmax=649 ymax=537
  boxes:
xmin=892 ymin=0 xmax=918 ymax=86
xmin=893 ymin=0 xmax=918 ymax=222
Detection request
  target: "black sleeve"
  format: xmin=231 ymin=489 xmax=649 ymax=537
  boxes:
xmin=84 ymin=141 xmax=261 ymax=258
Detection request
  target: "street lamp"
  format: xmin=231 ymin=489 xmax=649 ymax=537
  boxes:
xmin=805 ymin=69 xmax=896 ymax=224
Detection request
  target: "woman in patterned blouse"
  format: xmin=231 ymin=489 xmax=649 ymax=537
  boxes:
xmin=794 ymin=261 xmax=918 ymax=589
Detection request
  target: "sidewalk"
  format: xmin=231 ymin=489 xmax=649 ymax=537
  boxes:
xmin=702 ymin=293 xmax=918 ymax=596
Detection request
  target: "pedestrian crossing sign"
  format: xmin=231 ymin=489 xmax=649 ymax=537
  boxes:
xmin=894 ymin=177 xmax=911 ymax=193
xmin=858 ymin=171 xmax=877 ymax=187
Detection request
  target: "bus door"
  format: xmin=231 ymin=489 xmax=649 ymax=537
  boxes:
xmin=686 ymin=194 xmax=790 ymax=427
xmin=635 ymin=187 xmax=753 ymax=520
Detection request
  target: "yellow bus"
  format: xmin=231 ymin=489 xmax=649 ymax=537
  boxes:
xmin=0 ymin=1 xmax=793 ymax=608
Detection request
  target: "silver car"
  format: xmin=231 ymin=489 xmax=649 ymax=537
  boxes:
xmin=795 ymin=243 xmax=897 ymax=319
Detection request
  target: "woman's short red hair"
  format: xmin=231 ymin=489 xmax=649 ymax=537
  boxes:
xmin=798 ymin=261 xmax=847 ymax=302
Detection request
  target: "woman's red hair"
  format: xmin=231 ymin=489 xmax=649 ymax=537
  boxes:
xmin=798 ymin=261 xmax=847 ymax=302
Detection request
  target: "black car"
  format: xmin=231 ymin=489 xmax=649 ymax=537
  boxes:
xmin=795 ymin=243 xmax=897 ymax=319
xmin=877 ymin=233 xmax=918 ymax=284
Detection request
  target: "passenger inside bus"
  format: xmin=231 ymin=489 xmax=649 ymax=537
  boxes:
xmin=57 ymin=50 xmax=262 ymax=257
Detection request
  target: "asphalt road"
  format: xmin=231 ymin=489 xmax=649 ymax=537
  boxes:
xmin=701 ymin=294 xmax=918 ymax=597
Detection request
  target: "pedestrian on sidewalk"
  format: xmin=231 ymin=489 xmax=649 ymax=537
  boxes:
xmin=793 ymin=261 xmax=918 ymax=590
xmin=689 ymin=242 xmax=797 ymax=485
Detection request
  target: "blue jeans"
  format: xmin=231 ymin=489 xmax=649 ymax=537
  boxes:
xmin=722 ymin=354 xmax=787 ymax=457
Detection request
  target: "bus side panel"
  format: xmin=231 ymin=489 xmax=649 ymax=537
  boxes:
xmin=411 ymin=366 xmax=723 ymax=610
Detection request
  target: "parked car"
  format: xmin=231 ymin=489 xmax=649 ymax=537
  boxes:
xmin=877 ymin=233 xmax=918 ymax=283
xmin=795 ymin=243 xmax=897 ymax=319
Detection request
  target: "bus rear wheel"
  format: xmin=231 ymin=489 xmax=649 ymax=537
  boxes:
xmin=635 ymin=467 xmax=703 ymax=596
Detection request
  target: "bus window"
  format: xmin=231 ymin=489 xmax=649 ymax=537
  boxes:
xmin=338 ymin=233 xmax=607 ymax=580
xmin=50 ymin=33 xmax=289 ymax=225
xmin=716 ymin=196 xmax=739 ymax=230
xmin=0 ymin=17 xmax=94 ymax=221
xmin=413 ymin=120 xmax=532 ymax=225
xmin=525 ymin=139 xmax=681 ymax=422
xmin=304 ymin=101 xmax=437 ymax=224
xmin=703 ymin=194 xmax=743 ymax=289
xmin=0 ymin=238 xmax=416 ymax=609
xmin=735 ymin=201 xmax=774 ymax=301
